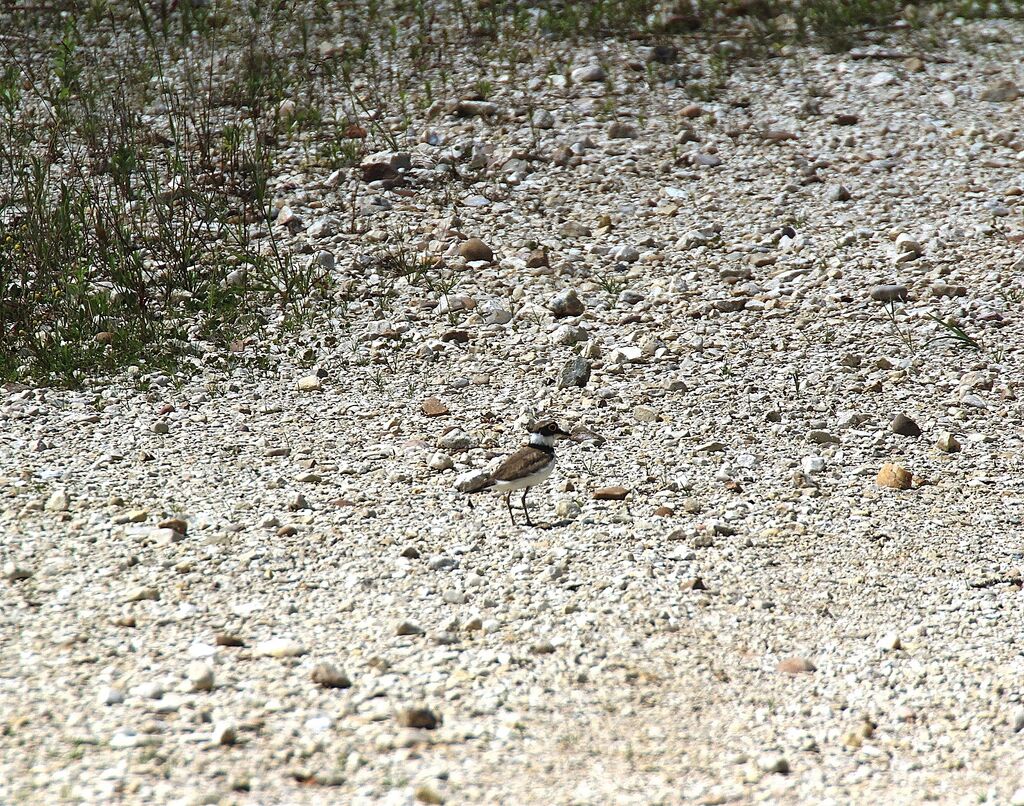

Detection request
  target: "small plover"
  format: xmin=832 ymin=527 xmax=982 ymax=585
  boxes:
xmin=468 ymin=418 xmax=570 ymax=526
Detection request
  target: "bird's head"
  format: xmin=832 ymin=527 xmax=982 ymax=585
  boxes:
xmin=528 ymin=418 xmax=571 ymax=446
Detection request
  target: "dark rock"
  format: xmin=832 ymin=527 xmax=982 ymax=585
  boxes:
xmin=890 ymin=413 xmax=922 ymax=437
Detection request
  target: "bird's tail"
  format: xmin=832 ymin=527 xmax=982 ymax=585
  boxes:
xmin=459 ymin=478 xmax=495 ymax=509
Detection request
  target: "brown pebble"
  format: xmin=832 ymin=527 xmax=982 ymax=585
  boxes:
xmin=276 ymin=525 xmax=298 ymax=537
xmin=680 ymin=103 xmax=702 ymax=118
xmin=414 ymin=784 xmax=445 ymax=805
xmin=681 ymin=577 xmax=706 ymax=591
xmin=361 ymin=161 xmax=399 ymax=183
xmin=396 ymin=706 xmax=439 ymax=730
xmin=526 ymin=248 xmax=548 ymax=268
xmin=654 ymin=505 xmax=674 ymax=517
xmin=593 ymin=486 xmax=630 ymax=501
xmin=458 ymin=237 xmax=493 ymax=262
xmin=310 ymin=662 xmax=352 ymax=689
xmin=157 ymin=517 xmax=188 ymax=534
xmin=95 ymin=331 xmax=114 ymax=345
xmin=215 ymin=633 xmax=245 ymax=647
xmin=777 ymin=656 xmax=817 ymax=675
xmin=876 ymin=463 xmax=913 ymax=490
xmin=421 ymin=397 xmax=448 ymax=417
xmin=440 ymin=329 xmax=469 ymax=344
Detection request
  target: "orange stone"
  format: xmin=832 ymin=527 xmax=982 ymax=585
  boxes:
xmin=876 ymin=463 xmax=912 ymax=490
xmin=421 ymin=397 xmax=448 ymax=417
xmin=777 ymin=656 xmax=817 ymax=675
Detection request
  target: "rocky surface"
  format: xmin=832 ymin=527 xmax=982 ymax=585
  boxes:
xmin=3 ymin=18 xmax=1024 ymax=806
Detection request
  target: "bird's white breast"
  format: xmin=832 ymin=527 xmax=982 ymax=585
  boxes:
xmin=490 ymin=458 xmax=555 ymax=491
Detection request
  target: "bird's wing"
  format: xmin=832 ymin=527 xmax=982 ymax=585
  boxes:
xmin=490 ymin=446 xmax=553 ymax=482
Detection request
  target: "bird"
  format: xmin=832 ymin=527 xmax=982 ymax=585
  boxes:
xmin=466 ymin=418 xmax=571 ymax=526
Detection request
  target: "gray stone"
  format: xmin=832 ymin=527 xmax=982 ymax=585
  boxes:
xmin=894 ymin=233 xmax=923 ymax=262
xmin=931 ymin=282 xmax=967 ymax=298
xmin=98 ymin=686 xmax=125 ymax=706
xmin=827 ymin=184 xmax=852 ymax=202
xmin=456 ymin=99 xmax=499 ymax=117
xmin=633 ymin=405 xmax=659 ymax=423
xmin=609 ymin=244 xmax=640 ymax=263
xmin=211 ymin=721 xmax=237 ymax=746
xmin=437 ymin=429 xmax=474 ymax=452
xmin=607 ymin=121 xmax=639 ymax=139
xmin=315 ymin=250 xmax=335 ymax=272
xmin=559 ymin=221 xmax=591 ymax=238
xmin=3 ymin=562 xmax=33 ymax=581
xmin=571 ymin=64 xmax=605 ymax=83
xmin=557 ymin=357 xmax=591 ymax=389
xmin=551 ymin=324 xmax=589 ymax=346
xmin=937 ymin=431 xmax=962 ymax=453
xmin=455 ymin=469 xmax=491 ymax=493
xmin=548 ymin=288 xmax=585 ymax=318
xmin=870 ymin=284 xmax=908 ymax=303
xmin=45 ymin=490 xmax=69 ymax=511
xmin=110 ymin=731 xmax=162 ymax=749
xmin=802 ymin=456 xmax=826 ymax=474
xmin=255 ymin=638 xmax=306 ymax=657
xmin=428 ymin=555 xmax=458 ymax=571
xmin=124 ymin=585 xmax=159 ymax=602
xmin=757 ymin=753 xmax=790 ymax=774
xmin=428 ymin=452 xmax=454 ymax=471
xmin=187 ymin=661 xmax=214 ymax=692
xmin=136 ymin=680 xmax=164 ymax=699
xmin=981 ymin=79 xmax=1020 ymax=102
xmin=531 ymin=109 xmax=555 ymax=129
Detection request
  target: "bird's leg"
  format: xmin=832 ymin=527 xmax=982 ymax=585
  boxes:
xmin=521 ymin=488 xmax=534 ymax=527
xmin=505 ymin=492 xmax=517 ymax=526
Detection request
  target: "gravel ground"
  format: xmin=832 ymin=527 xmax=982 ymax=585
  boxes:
xmin=4 ymin=18 xmax=1024 ymax=806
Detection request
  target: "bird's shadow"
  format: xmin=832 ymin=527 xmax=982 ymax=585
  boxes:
xmin=532 ymin=518 xmax=574 ymax=530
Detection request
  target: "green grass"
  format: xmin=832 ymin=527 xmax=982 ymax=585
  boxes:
xmin=2 ymin=0 xmax=1021 ymax=386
